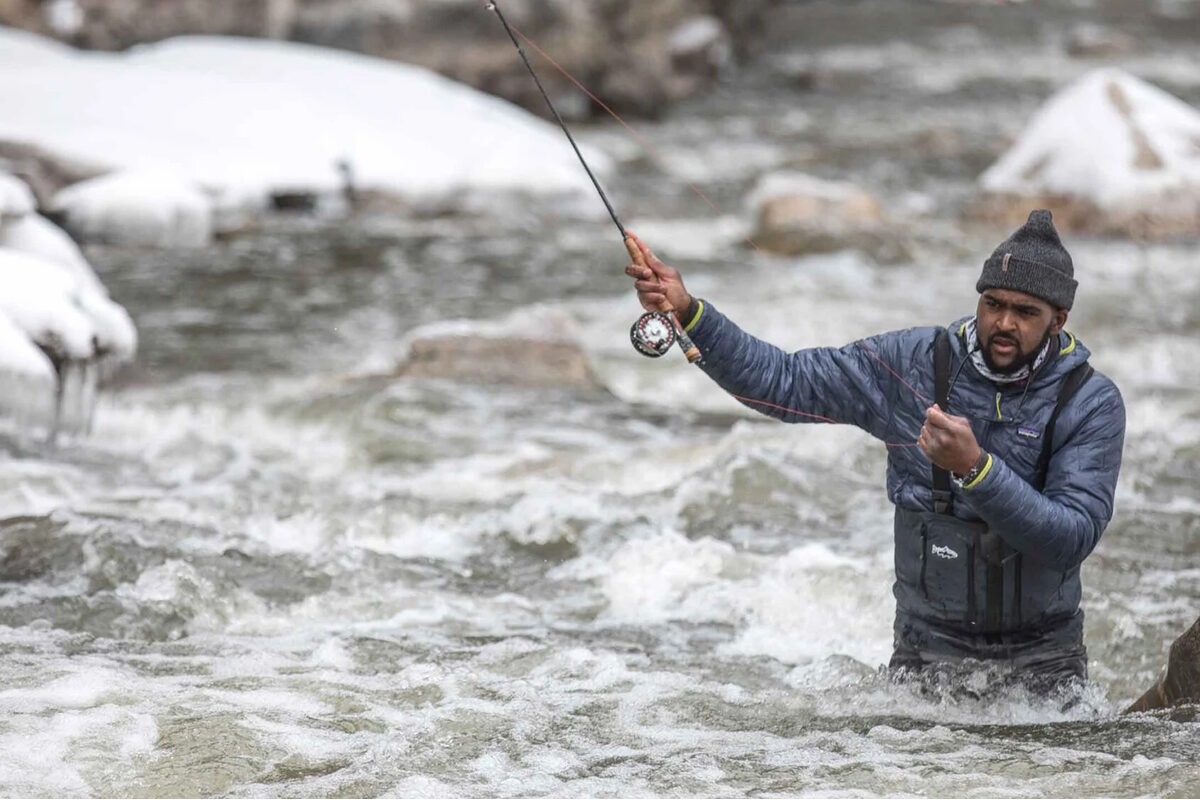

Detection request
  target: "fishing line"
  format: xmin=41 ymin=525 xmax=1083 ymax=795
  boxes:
xmin=487 ymin=3 xmax=929 ymax=450
xmin=486 ymin=0 xmax=699 ymax=363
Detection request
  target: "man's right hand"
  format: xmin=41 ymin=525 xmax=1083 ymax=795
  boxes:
xmin=623 ymin=232 xmax=692 ymax=318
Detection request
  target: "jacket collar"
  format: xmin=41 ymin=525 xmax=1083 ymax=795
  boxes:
xmin=949 ymin=316 xmax=1090 ymax=390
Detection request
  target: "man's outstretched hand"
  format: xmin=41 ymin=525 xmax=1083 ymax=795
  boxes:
xmin=624 ymin=232 xmax=692 ymax=317
xmin=920 ymin=405 xmax=983 ymax=476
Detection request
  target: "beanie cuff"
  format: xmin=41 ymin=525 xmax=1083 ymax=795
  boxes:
xmin=977 ymin=254 xmax=1077 ymax=310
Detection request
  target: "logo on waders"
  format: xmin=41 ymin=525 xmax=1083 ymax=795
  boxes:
xmin=931 ymin=544 xmax=959 ymax=560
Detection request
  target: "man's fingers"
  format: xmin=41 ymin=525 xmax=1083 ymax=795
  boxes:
xmin=628 ymin=230 xmax=672 ymax=278
xmin=624 ymin=263 xmax=652 ymax=279
xmin=634 ymin=279 xmax=662 ymax=293
xmin=640 ymin=292 xmax=666 ymax=310
xmin=925 ymin=405 xmax=958 ymax=431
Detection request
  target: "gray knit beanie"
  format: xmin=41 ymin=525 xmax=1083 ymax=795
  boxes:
xmin=977 ymin=209 xmax=1077 ymax=310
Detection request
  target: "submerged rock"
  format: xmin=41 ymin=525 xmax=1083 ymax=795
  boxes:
xmin=973 ymin=69 xmax=1200 ymax=238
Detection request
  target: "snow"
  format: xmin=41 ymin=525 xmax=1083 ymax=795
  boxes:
xmin=980 ymin=68 xmax=1200 ymax=209
xmin=0 ymin=174 xmax=36 ymax=220
xmin=52 ymin=169 xmax=214 ymax=248
xmin=0 ymin=29 xmax=612 ymax=218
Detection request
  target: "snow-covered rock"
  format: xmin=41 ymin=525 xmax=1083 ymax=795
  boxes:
xmin=668 ymin=15 xmax=732 ymax=78
xmin=0 ymin=171 xmax=138 ymax=432
xmin=0 ymin=248 xmax=98 ymax=362
xmin=0 ymin=28 xmax=612 ymax=234
xmin=0 ymin=204 xmax=138 ymax=360
xmin=976 ymin=69 xmax=1200 ymax=237
xmin=0 ymin=173 xmax=36 ymax=220
xmin=51 ymin=169 xmax=214 ymax=248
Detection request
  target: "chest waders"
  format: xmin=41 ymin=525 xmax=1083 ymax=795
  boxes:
xmin=915 ymin=328 xmax=1094 ymax=635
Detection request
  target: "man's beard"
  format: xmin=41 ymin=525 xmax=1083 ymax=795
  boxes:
xmin=980 ymin=325 xmax=1053 ymax=375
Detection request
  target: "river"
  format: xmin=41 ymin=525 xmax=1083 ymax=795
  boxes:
xmin=1 ymin=1 xmax=1198 ymax=796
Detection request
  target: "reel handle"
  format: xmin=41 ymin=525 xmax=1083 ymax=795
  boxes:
xmin=624 ymin=236 xmax=701 ymax=364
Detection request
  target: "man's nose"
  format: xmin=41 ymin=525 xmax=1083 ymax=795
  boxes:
xmin=996 ymin=310 xmax=1018 ymax=331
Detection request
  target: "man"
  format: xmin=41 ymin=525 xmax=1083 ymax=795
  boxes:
xmin=625 ymin=209 xmax=1126 ymax=688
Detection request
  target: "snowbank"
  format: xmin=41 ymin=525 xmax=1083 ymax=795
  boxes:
xmin=976 ymin=69 xmax=1200 ymax=236
xmin=0 ymin=29 xmax=612 ymax=231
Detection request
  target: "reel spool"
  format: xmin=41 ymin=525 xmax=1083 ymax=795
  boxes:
xmin=630 ymin=311 xmax=676 ymax=358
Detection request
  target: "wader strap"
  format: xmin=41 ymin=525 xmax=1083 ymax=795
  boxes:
xmin=1017 ymin=359 xmax=1093 ymax=628
xmin=931 ymin=329 xmax=953 ymax=515
xmin=1032 ymin=361 xmax=1095 ymax=491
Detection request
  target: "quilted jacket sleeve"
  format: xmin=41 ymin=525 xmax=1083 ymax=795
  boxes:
xmin=962 ymin=378 xmax=1126 ymax=570
xmin=685 ymin=300 xmax=915 ymax=442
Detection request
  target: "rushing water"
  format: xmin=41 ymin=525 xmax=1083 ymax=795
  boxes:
xmin=2 ymin=2 xmax=1199 ymax=796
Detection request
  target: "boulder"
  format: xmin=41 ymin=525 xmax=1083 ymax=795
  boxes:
xmin=748 ymin=171 xmax=910 ymax=262
xmin=1126 ymin=616 xmax=1200 ymax=714
xmin=394 ymin=308 xmax=605 ymax=391
xmin=973 ymin=69 xmax=1200 ymax=238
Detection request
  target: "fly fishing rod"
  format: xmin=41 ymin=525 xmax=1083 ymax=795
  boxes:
xmin=486 ymin=0 xmax=701 ymax=364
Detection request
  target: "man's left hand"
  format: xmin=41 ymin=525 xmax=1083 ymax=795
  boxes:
xmin=919 ymin=405 xmax=983 ymax=475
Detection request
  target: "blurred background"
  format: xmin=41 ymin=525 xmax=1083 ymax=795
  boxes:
xmin=0 ymin=0 xmax=1198 ymax=796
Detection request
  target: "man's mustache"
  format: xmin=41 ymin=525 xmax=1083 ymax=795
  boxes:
xmin=989 ymin=333 xmax=1019 ymax=348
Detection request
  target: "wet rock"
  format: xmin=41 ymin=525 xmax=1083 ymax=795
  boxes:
xmin=1065 ymin=23 xmax=1139 ymax=58
xmin=394 ymin=308 xmax=606 ymax=391
xmin=1126 ymin=616 xmax=1200 ymax=713
xmin=397 ymin=336 xmax=603 ymax=391
xmin=973 ymin=69 xmax=1200 ymax=238
xmin=748 ymin=171 xmax=910 ymax=262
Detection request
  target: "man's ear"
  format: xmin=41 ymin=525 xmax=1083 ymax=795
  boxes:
xmin=1051 ymin=308 xmax=1069 ymax=335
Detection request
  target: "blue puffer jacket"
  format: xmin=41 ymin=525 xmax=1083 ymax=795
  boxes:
xmin=686 ymin=301 xmax=1126 ymax=647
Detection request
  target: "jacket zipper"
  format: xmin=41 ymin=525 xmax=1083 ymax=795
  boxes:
xmin=995 ymin=391 xmax=1003 ymax=421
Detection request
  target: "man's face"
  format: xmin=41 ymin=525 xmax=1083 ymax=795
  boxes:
xmin=975 ymin=289 xmax=1068 ymax=374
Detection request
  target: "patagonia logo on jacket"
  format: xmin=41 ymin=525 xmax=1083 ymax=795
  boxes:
xmin=931 ymin=544 xmax=959 ymax=560
xmin=1017 ymin=426 xmax=1041 ymax=439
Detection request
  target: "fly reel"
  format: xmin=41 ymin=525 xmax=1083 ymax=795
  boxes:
xmin=630 ymin=311 xmax=676 ymax=358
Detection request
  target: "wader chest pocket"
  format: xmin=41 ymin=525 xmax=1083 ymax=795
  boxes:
xmin=918 ymin=515 xmax=988 ymax=621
